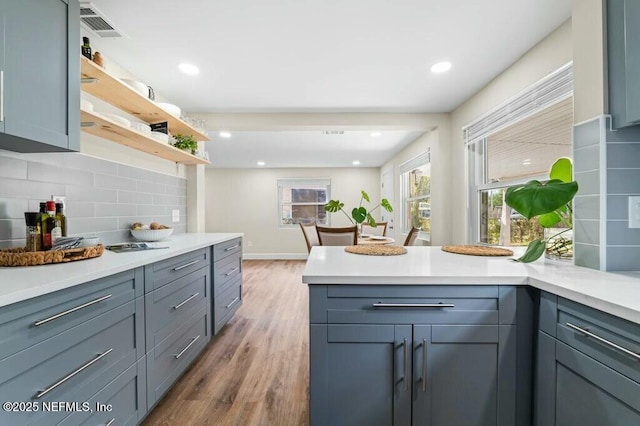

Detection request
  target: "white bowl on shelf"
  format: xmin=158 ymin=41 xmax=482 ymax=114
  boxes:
xmin=99 ymin=112 xmax=131 ymax=128
xmin=130 ymin=228 xmax=173 ymax=241
xmin=120 ymin=78 xmax=149 ymax=97
xmin=155 ymin=102 xmax=181 ymax=117
xmin=130 ymin=122 xmax=151 ymax=135
xmin=80 ymin=99 xmax=93 ymax=112
xmin=150 ymin=131 xmax=169 ymax=143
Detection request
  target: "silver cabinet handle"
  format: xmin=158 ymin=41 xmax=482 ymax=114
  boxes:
xmin=173 ymin=293 xmax=200 ymax=310
xmin=224 ymin=244 xmax=241 ymax=251
xmin=421 ymin=338 xmax=427 ymax=392
xmin=105 ymin=419 xmax=115 ymax=426
xmin=33 ymin=294 xmax=112 ymax=327
xmin=372 ymin=303 xmax=455 ymax=309
xmin=174 ymin=335 xmax=200 ymax=359
xmin=35 ymin=348 xmax=113 ymax=398
xmin=1 ymin=70 xmax=4 ymax=122
xmin=172 ymin=259 xmax=199 ymax=271
xmin=225 ymin=297 xmax=240 ymax=309
xmin=403 ymin=338 xmax=409 ymax=392
xmin=566 ymin=322 xmax=640 ymax=361
xmin=225 ymin=267 xmax=239 ymax=276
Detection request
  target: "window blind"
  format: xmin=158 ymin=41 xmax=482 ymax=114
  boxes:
xmin=399 ymin=150 xmax=430 ymax=175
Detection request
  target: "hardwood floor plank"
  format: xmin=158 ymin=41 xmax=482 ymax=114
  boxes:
xmin=143 ymin=260 xmax=309 ymax=426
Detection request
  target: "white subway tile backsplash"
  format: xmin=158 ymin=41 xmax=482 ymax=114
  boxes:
xmin=27 ymin=162 xmax=93 ymax=186
xmin=0 ymin=198 xmax=29 ymax=219
xmin=0 ymin=157 xmax=27 ymax=180
xmin=94 ymin=174 xmax=137 ymax=191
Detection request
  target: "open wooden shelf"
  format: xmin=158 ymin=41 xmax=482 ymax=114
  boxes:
xmin=80 ymin=109 xmax=210 ymax=165
xmin=80 ymin=56 xmax=209 ymax=141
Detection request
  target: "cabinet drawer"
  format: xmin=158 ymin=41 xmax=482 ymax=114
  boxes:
xmin=145 ymin=267 xmax=209 ymax=351
xmin=214 ymin=277 xmax=242 ymax=334
xmin=0 ymin=268 xmax=142 ymax=361
xmin=212 ymin=238 xmax=242 ymax=262
xmin=556 ymin=298 xmax=640 ymax=384
xmin=311 ymin=285 xmax=502 ymax=325
xmin=213 ymin=253 xmax=242 ymax=293
xmin=147 ymin=307 xmax=209 ymax=408
xmin=145 ymin=248 xmax=209 ymax=292
xmin=0 ymin=301 xmax=141 ymax=426
xmin=58 ymin=357 xmax=146 ymax=426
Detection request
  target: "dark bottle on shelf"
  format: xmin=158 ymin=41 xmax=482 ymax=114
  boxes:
xmin=24 ymin=212 xmax=41 ymax=252
xmin=55 ymin=202 xmax=67 ymax=237
xmin=41 ymin=201 xmax=58 ymax=250
xmin=81 ymin=37 xmax=92 ymax=60
xmin=37 ymin=202 xmax=46 ymax=249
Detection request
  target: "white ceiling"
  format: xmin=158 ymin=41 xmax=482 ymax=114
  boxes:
xmin=84 ymin=0 xmax=572 ymax=168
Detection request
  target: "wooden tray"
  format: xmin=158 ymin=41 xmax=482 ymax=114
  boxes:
xmin=345 ymin=245 xmax=408 ymax=256
xmin=0 ymin=245 xmax=104 ymax=267
xmin=441 ymin=245 xmax=513 ymax=256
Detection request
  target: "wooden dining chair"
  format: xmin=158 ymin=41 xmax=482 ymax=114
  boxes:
xmin=299 ymin=222 xmax=320 ymax=253
xmin=361 ymin=222 xmax=388 ymax=236
xmin=316 ymin=225 xmax=358 ymax=246
xmin=403 ymin=227 xmax=420 ymax=246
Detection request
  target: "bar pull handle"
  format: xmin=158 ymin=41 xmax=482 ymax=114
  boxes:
xmin=225 ymin=297 xmax=240 ymax=309
xmin=173 ymin=259 xmax=199 ymax=271
xmin=174 ymin=335 xmax=200 ymax=359
xmin=403 ymin=338 xmax=409 ymax=392
xmin=105 ymin=419 xmax=115 ymax=426
xmin=421 ymin=338 xmax=428 ymax=392
xmin=225 ymin=267 xmax=239 ymax=276
xmin=173 ymin=293 xmax=200 ymax=310
xmin=35 ymin=349 xmax=113 ymax=398
xmin=566 ymin=322 xmax=640 ymax=360
xmin=225 ymin=244 xmax=241 ymax=251
xmin=33 ymin=294 xmax=112 ymax=327
xmin=1 ymin=70 xmax=4 ymax=122
xmin=372 ymin=303 xmax=455 ymax=309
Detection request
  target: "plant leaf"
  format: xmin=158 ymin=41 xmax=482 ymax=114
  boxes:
xmin=361 ymin=190 xmax=370 ymax=203
xmin=515 ymin=239 xmax=546 ymax=263
xmin=549 ymin=158 xmax=573 ymax=183
xmin=538 ymin=211 xmax=562 ymax=228
xmin=381 ymin=198 xmax=393 ymax=212
xmin=352 ymin=207 xmax=367 ymax=223
xmin=505 ymin=179 xmax=578 ymax=219
xmin=366 ymin=213 xmax=377 ymax=227
xmin=324 ymin=200 xmax=344 ymax=213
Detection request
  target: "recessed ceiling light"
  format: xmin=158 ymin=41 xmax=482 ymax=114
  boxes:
xmin=522 ymin=159 xmax=532 ymax=165
xmin=178 ymin=63 xmax=200 ymax=75
xmin=219 ymin=131 xmax=232 ymax=138
xmin=352 ymin=160 xmax=360 ymax=165
xmin=371 ymin=132 xmax=381 ymax=137
xmin=430 ymin=61 xmax=452 ymax=74
xmin=257 ymin=161 xmax=265 ymax=166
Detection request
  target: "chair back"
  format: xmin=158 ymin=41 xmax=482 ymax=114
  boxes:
xmin=316 ymin=225 xmax=358 ymax=246
xmin=361 ymin=222 xmax=387 ymax=237
xmin=403 ymin=227 xmax=420 ymax=246
xmin=299 ymin=222 xmax=320 ymax=253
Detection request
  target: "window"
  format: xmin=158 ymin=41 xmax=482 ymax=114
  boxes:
xmin=400 ymin=152 xmax=430 ymax=234
xmin=278 ymin=178 xmax=330 ymax=227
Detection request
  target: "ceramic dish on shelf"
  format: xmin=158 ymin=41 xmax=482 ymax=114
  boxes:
xmin=120 ymin=78 xmax=148 ymax=97
xmin=130 ymin=228 xmax=173 ymax=241
xmin=98 ymin=112 xmax=131 ymax=128
xmin=155 ymin=102 xmax=181 ymax=117
xmin=130 ymin=122 xmax=152 ymax=135
xmin=80 ymin=99 xmax=94 ymax=112
xmin=150 ymin=131 xmax=169 ymax=143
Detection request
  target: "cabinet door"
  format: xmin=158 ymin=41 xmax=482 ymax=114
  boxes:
xmin=625 ymin=0 xmax=640 ymax=123
xmin=413 ymin=324 xmax=516 ymax=426
xmin=309 ymin=324 xmax=411 ymax=426
xmin=2 ymin=0 xmax=79 ymax=151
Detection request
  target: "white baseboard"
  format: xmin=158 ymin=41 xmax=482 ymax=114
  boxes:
xmin=243 ymin=253 xmax=308 ymax=260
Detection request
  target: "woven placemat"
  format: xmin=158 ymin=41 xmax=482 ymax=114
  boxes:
xmin=0 ymin=245 xmax=104 ymax=267
xmin=441 ymin=245 xmax=513 ymax=257
xmin=345 ymin=245 xmax=408 ymax=256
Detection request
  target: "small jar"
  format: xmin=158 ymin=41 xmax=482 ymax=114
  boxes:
xmin=24 ymin=212 xmax=41 ymax=252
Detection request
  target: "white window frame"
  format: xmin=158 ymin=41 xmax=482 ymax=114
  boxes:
xmin=399 ymin=151 xmax=431 ymax=234
xmin=277 ymin=178 xmax=331 ymax=228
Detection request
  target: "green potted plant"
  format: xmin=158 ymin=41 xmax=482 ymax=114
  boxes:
xmin=173 ymin=134 xmax=198 ymax=154
xmin=505 ymin=157 xmax=579 ymax=262
xmin=324 ymin=190 xmax=393 ymax=228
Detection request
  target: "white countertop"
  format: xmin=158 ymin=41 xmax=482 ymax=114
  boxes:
xmin=0 ymin=233 xmax=243 ymax=308
xmin=302 ymin=246 xmax=640 ymax=325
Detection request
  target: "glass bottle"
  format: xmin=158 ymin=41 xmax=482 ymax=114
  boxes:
xmin=37 ymin=202 xmax=46 ymax=249
xmin=55 ymin=203 xmax=67 ymax=237
xmin=24 ymin=212 xmax=41 ymax=252
xmin=41 ymin=201 xmax=58 ymax=250
xmin=81 ymin=37 xmax=92 ymax=60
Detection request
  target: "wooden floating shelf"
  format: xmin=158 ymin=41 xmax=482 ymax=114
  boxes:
xmin=80 ymin=110 xmax=210 ymax=165
xmin=80 ymin=56 xmax=209 ymax=141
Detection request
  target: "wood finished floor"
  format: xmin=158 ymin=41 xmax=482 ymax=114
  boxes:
xmin=143 ymin=259 xmax=310 ymax=426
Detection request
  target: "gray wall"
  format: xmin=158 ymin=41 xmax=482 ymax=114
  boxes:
xmin=573 ymin=117 xmax=640 ymax=271
xmin=0 ymin=151 xmax=187 ymax=248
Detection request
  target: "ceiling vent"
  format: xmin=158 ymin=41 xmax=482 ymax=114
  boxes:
xmin=80 ymin=3 xmax=124 ymax=38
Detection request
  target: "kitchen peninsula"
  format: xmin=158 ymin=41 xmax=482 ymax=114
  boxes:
xmin=303 ymin=246 xmax=640 ymax=425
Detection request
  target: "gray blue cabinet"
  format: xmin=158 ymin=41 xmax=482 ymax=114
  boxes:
xmin=535 ymin=292 xmax=640 ymax=425
xmin=309 ymin=285 xmax=527 ymax=426
xmin=0 ymin=0 xmax=80 ymax=152
xmin=607 ymin=0 xmax=640 ymax=128
xmin=212 ymin=237 xmax=243 ymax=334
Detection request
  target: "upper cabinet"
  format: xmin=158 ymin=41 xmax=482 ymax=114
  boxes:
xmin=607 ymin=0 xmax=640 ymax=129
xmin=80 ymin=57 xmax=210 ymax=165
xmin=0 ymin=0 xmax=80 ymax=152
